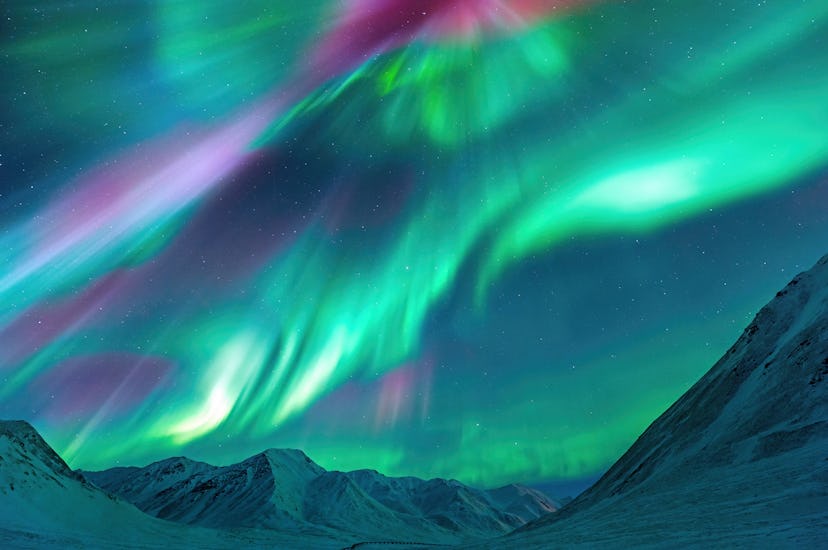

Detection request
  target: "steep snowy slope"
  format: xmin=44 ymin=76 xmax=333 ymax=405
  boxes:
xmin=0 ymin=420 xmax=346 ymax=549
xmin=0 ymin=420 xmax=159 ymax=542
xmin=488 ymin=253 xmax=828 ymax=548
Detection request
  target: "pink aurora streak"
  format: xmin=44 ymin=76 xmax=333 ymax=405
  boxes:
xmin=309 ymin=0 xmax=599 ymax=77
xmin=1 ymin=0 xmax=599 ymax=349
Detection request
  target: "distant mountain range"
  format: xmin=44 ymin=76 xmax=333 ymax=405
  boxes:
xmin=0 ymin=419 xmax=556 ymax=548
xmin=2 ymin=253 xmax=828 ymax=548
xmin=81 ymin=448 xmax=556 ymax=540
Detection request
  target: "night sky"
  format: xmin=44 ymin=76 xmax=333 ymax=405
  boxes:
xmin=1 ymin=0 xmax=827 ymax=491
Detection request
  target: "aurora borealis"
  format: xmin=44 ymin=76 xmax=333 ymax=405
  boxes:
xmin=1 ymin=0 xmax=827 ymax=491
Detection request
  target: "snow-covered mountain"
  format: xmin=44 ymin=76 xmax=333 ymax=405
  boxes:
xmin=83 ymin=449 xmax=324 ymax=529
xmin=0 ymin=419 xmax=163 ymax=545
xmin=0 ymin=416 xmax=556 ymax=547
xmin=0 ymin=420 xmax=353 ymax=548
xmin=491 ymin=253 xmax=828 ymax=548
xmin=84 ymin=447 xmax=558 ymax=541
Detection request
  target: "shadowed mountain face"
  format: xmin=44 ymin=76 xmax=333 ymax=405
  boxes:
xmin=495 ymin=253 xmax=828 ymax=548
xmin=83 ymin=450 xmax=558 ymax=541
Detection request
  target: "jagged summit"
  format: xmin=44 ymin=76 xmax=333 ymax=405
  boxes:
xmin=137 ymin=455 xmax=211 ymax=472
xmin=0 ymin=419 xmax=54 ymax=453
xmin=259 ymin=447 xmax=314 ymax=460
xmin=0 ymin=419 xmax=39 ymax=435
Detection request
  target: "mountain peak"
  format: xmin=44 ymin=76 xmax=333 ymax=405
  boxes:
xmin=0 ymin=419 xmax=41 ymax=440
xmin=0 ymin=418 xmax=87 ymax=487
xmin=241 ymin=448 xmax=325 ymax=476
xmin=260 ymin=447 xmax=315 ymax=463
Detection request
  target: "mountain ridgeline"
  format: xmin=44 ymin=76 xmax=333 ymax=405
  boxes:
xmin=81 ymin=448 xmax=557 ymax=540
